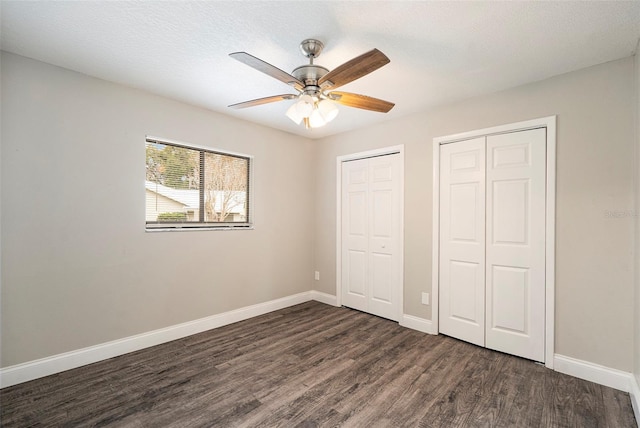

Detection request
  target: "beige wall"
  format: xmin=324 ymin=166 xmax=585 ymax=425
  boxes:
xmin=0 ymin=52 xmax=315 ymax=366
xmin=314 ymin=57 xmax=636 ymax=371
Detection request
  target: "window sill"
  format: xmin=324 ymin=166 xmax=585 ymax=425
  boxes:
xmin=145 ymin=225 xmax=254 ymax=232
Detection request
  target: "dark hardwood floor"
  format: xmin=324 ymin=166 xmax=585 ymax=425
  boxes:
xmin=1 ymin=301 xmax=636 ymax=427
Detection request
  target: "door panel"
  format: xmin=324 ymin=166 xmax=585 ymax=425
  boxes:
xmin=348 ymin=192 xmax=367 ymax=236
xmin=439 ymin=137 xmax=486 ymax=347
xmin=491 ymin=265 xmax=528 ymax=334
xmin=341 ymin=153 xmax=401 ymax=321
xmin=485 ymin=128 xmax=546 ymax=362
xmin=371 ymin=253 xmax=392 ymax=302
xmin=449 ymin=260 xmax=481 ymax=324
xmin=492 ymin=179 xmax=529 ymax=245
xmin=450 ymin=183 xmax=480 ymax=242
xmin=347 ymin=250 xmax=367 ymax=297
xmin=372 ymin=189 xmax=392 ymax=237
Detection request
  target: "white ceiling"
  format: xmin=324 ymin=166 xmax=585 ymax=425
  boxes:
xmin=2 ymin=1 xmax=640 ymax=139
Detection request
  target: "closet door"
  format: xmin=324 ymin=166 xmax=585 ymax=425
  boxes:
xmin=439 ymin=137 xmax=486 ymax=346
xmin=341 ymin=154 xmax=401 ymax=321
xmin=485 ymin=129 xmax=546 ymax=362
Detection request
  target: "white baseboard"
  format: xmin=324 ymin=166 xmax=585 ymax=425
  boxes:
xmin=1 ymin=291 xmax=318 ymax=388
xmin=400 ymin=314 xmax=438 ymax=335
xmin=310 ymin=290 xmax=338 ymax=306
xmin=630 ymin=374 xmax=640 ymax=424
xmin=554 ymin=354 xmax=633 ymax=392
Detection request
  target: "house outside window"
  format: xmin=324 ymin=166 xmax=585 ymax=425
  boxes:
xmin=145 ymin=137 xmax=252 ymax=230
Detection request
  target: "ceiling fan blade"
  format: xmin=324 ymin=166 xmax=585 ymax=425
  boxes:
xmin=319 ymin=49 xmax=390 ymax=89
xmin=329 ymin=91 xmax=395 ymax=113
xmin=228 ymin=94 xmax=297 ymax=109
xmin=230 ymin=52 xmax=304 ymax=91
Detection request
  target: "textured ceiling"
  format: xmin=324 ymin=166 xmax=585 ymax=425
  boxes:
xmin=2 ymin=1 xmax=640 ymax=139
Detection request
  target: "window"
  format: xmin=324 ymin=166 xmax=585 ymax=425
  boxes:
xmin=145 ymin=137 xmax=251 ymax=230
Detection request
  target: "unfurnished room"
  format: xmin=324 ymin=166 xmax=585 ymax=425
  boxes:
xmin=1 ymin=1 xmax=640 ymax=426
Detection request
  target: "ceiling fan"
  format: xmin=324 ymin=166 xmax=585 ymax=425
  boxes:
xmin=228 ymin=39 xmax=394 ymax=129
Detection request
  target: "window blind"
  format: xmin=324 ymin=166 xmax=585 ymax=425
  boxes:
xmin=145 ymin=138 xmax=251 ymax=229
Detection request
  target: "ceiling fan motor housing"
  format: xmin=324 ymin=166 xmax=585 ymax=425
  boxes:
xmin=292 ymin=64 xmax=329 ymax=96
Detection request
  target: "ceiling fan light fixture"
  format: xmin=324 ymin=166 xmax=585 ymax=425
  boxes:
xmin=317 ymin=99 xmax=339 ymax=123
xmin=285 ymin=103 xmax=303 ymax=124
xmin=309 ymin=108 xmax=327 ymax=128
xmin=287 ymin=94 xmax=337 ymax=128
xmin=295 ymin=94 xmax=314 ymax=117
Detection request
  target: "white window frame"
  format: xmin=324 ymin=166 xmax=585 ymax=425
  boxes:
xmin=145 ymin=135 xmax=254 ymax=232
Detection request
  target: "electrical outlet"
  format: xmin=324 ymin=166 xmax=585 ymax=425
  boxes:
xmin=421 ymin=292 xmax=430 ymax=305
xmin=314 ymin=271 xmax=320 ymax=281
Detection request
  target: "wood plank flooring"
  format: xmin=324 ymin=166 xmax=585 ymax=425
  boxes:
xmin=1 ymin=301 xmax=636 ymax=427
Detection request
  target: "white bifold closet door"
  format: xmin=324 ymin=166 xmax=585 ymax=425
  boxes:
xmin=439 ymin=128 xmax=546 ymax=362
xmin=439 ymin=137 xmax=487 ymax=347
xmin=341 ymin=154 xmax=401 ymax=321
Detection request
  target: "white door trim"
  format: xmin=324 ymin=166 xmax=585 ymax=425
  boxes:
xmin=432 ymin=116 xmax=556 ymax=369
xmin=336 ymin=145 xmax=405 ymax=321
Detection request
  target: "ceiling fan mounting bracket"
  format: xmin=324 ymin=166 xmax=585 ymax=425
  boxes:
xmin=299 ymin=39 xmax=324 ymax=60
